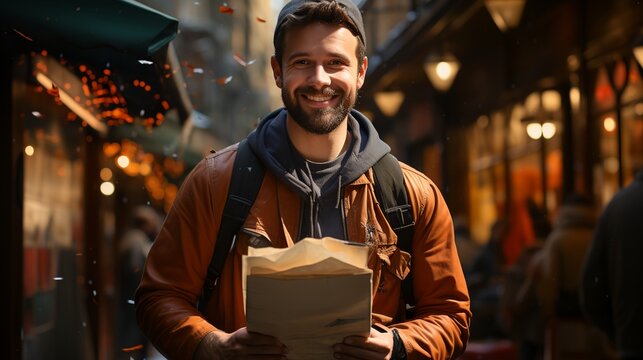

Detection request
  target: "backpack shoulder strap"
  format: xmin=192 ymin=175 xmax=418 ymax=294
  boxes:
xmin=372 ymin=153 xmax=416 ymax=307
xmin=199 ymin=139 xmax=265 ymax=310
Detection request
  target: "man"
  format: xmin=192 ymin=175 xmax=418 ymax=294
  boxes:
xmin=135 ymin=1 xmax=470 ymax=359
xmin=581 ymin=167 xmax=643 ymax=359
xmin=117 ymin=206 xmax=163 ymax=359
xmin=537 ymin=195 xmax=613 ymax=359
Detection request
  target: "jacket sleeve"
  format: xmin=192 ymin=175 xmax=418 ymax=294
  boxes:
xmin=580 ymin=206 xmax=613 ymax=337
xmin=135 ymin=152 xmax=231 ymax=359
xmin=394 ymin=165 xmax=471 ymax=360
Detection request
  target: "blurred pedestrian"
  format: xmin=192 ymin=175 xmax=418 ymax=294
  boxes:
xmin=467 ymin=219 xmax=507 ymax=340
xmin=539 ymin=194 xmax=595 ymax=319
xmin=116 ymin=206 xmax=162 ymax=360
xmin=454 ymin=215 xmax=480 ymax=273
xmin=581 ymin=166 xmax=643 ymax=360
xmin=499 ymin=243 xmax=545 ymax=360
xmin=538 ymin=194 xmax=614 ymax=359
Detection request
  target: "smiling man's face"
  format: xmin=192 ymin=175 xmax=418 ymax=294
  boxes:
xmin=271 ymin=22 xmax=366 ymax=134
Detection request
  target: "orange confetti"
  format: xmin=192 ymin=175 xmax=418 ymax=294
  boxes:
xmin=215 ymin=76 xmax=233 ymax=85
xmin=47 ymin=84 xmax=60 ymax=98
xmin=12 ymin=29 xmax=33 ymax=41
xmin=233 ymin=53 xmax=256 ymax=67
xmin=121 ymin=344 xmax=144 ymax=353
xmin=183 ymin=62 xmax=204 ymax=76
xmin=219 ymin=4 xmax=234 ymax=14
xmin=256 ymin=17 xmax=266 ymax=23
xmin=233 ymin=53 xmax=247 ymax=66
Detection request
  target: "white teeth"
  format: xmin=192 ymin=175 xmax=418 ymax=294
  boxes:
xmin=304 ymin=94 xmax=332 ymax=102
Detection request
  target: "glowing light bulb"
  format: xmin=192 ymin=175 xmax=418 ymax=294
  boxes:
xmin=100 ymin=181 xmax=115 ymax=196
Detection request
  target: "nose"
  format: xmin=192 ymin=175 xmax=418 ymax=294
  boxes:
xmin=308 ymin=64 xmax=331 ymax=89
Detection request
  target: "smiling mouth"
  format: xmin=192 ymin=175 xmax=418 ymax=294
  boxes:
xmin=303 ymin=93 xmax=334 ymax=102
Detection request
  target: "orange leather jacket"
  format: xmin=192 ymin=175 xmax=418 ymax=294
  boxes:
xmin=136 ymin=143 xmax=471 ymax=359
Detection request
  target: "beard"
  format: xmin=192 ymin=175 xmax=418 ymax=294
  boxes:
xmin=282 ymin=85 xmax=355 ymax=135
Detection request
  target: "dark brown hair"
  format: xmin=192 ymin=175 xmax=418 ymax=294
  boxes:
xmin=274 ymin=1 xmax=366 ymax=71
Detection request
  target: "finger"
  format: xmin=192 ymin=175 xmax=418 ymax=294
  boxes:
xmin=342 ymin=335 xmax=389 ymax=353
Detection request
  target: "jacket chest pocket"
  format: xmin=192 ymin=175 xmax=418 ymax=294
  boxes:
xmin=372 ymin=244 xmax=411 ymax=295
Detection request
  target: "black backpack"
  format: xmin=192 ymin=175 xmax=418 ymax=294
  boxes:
xmin=199 ymin=139 xmax=416 ymax=311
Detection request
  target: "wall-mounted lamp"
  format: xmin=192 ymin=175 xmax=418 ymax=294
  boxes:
xmin=522 ymin=112 xmax=556 ymax=213
xmin=423 ymin=53 xmax=460 ymax=92
xmin=525 ymin=120 xmax=557 ymax=140
xmin=523 ymin=89 xmax=560 ymax=140
xmin=634 ymin=33 xmax=643 ymax=69
xmin=374 ymin=90 xmax=405 ymax=117
xmin=484 ymin=0 xmax=526 ymax=32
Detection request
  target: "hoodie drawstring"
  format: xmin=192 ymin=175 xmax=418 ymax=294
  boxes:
xmin=335 ymin=174 xmax=342 ymax=209
xmin=305 ymin=162 xmax=317 ymax=237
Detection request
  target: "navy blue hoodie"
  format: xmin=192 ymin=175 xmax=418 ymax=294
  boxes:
xmin=246 ymin=108 xmax=390 ymax=240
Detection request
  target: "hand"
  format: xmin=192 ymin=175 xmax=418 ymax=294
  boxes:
xmin=194 ymin=327 xmax=288 ymax=360
xmin=332 ymin=327 xmax=394 ymax=360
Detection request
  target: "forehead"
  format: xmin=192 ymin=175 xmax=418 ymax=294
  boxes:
xmin=282 ymin=22 xmax=359 ymax=59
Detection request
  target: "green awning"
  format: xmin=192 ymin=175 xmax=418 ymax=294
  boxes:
xmin=1 ymin=0 xmax=178 ymax=57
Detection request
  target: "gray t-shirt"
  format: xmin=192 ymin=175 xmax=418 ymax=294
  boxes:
xmin=295 ymin=152 xmax=347 ymax=240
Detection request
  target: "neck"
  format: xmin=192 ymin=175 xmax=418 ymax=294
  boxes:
xmin=286 ymin=117 xmax=350 ymax=163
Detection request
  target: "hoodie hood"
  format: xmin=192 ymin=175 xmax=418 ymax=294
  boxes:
xmin=246 ymin=108 xmax=390 ymax=198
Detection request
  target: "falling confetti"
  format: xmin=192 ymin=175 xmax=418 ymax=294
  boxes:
xmin=138 ymin=60 xmax=154 ymax=65
xmin=233 ymin=53 xmax=256 ymax=67
xmin=12 ymin=28 xmax=33 ymax=41
xmin=121 ymin=345 xmax=144 ymax=353
xmin=127 ymin=299 xmax=135 ymax=304
xmin=219 ymin=4 xmax=234 ymax=14
xmin=183 ymin=62 xmax=204 ymax=76
xmin=31 ymin=111 xmax=43 ymax=119
xmin=47 ymin=83 xmax=60 ymax=99
xmin=215 ymin=76 xmax=233 ymax=85
xmin=256 ymin=17 xmax=267 ymax=23
xmin=53 ymin=277 xmax=63 ymax=281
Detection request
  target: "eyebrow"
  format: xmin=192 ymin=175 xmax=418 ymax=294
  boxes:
xmin=286 ymin=51 xmax=352 ymax=63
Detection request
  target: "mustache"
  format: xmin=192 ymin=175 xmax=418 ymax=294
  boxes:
xmin=296 ymin=86 xmax=340 ymax=97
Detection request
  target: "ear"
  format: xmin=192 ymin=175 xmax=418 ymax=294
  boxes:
xmin=356 ymin=56 xmax=368 ymax=89
xmin=270 ymin=55 xmax=283 ymax=88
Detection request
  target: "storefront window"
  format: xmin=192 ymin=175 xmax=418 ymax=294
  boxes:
xmin=622 ymin=58 xmax=643 ymax=183
xmin=17 ymin=54 xmax=95 ymax=359
xmin=468 ymin=112 xmax=506 ymax=244
xmin=594 ymin=58 xmax=643 ymax=205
